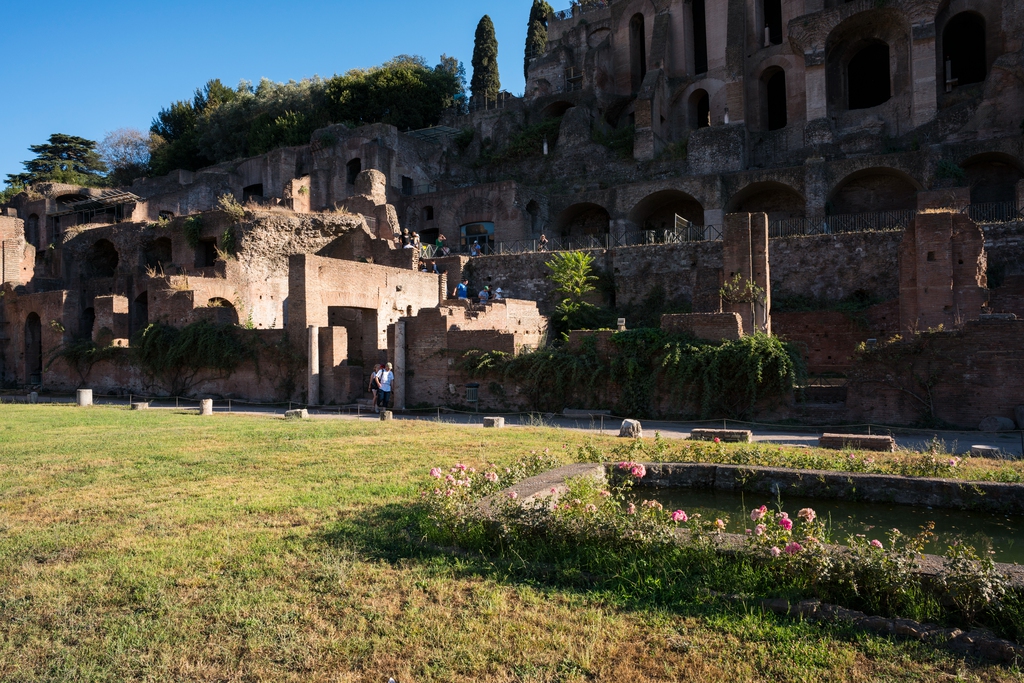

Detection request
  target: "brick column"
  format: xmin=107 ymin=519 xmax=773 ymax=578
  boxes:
xmin=393 ymin=320 xmax=406 ymax=411
xmin=722 ymin=212 xmax=771 ymax=336
xmin=307 ymin=325 xmax=319 ymax=406
xmin=911 ymin=23 xmax=938 ymax=129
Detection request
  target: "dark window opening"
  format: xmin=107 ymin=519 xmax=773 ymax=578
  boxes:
xmin=26 ymin=214 xmax=39 ymax=249
xmin=346 ymin=158 xmax=362 ymax=185
xmin=144 ymin=237 xmax=173 ymax=270
xmin=629 ymin=13 xmax=648 ymax=91
xmin=158 ymin=210 xmax=175 ymax=220
xmin=764 ymin=0 xmax=783 ymax=46
xmin=765 ymin=69 xmax=787 ymax=130
xmin=132 ymin=292 xmax=149 ymax=337
xmin=242 ymin=184 xmax=263 ymax=202
xmin=422 ymin=206 xmax=434 ymax=221
xmin=196 ymin=239 xmax=218 ymax=268
xmin=402 ymin=176 xmax=414 ymax=196
xmin=848 ymin=41 xmax=891 ymax=110
xmin=692 ymin=90 xmax=711 ymax=129
xmin=943 ymin=13 xmax=986 ymax=87
xmin=692 ymin=0 xmax=708 ymax=75
xmin=526 ymin=200 xmax=542 ymax=233
xmin=86 ymin=239 xmax=119 ymax=278
xmin=80 ymin=307 xmax=96 ymax=340
xmin=207 ymin=298 xmax=239 ymax=325
xmin=24 ymin=312 xmax=42 ymax=385
xmin=460 ymin=222 xmax=495 ymax=254
xmin=927 ymin=251 xmax=936 ymax=261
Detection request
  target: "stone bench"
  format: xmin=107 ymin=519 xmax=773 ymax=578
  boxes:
xmin=130 ymin=402 xmax=149 ymax=410
xmin=284 ymin=409 xmax=309 ymax=419
xmin=819 ymin=433 xmax=896 ymax=452
xmin=690 ymin=428 xmax=752 ymax=443
xmin=483 ymin=416 xmax=504 ymax=428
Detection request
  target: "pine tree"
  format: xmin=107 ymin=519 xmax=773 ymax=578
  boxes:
xmin=524 ymin=0 xmax=554 ymax=79
xmin=5 ymin=133 xmax=107 ymax=188
xmin=471 ymin=15 xmax=500 ymax=102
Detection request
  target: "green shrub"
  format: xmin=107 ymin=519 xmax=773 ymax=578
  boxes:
xmin=183 ymin=216 xmax=203 ymax=249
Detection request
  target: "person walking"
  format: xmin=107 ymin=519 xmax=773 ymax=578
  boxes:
xmin=470 ymin=240 xmax=482 ymax=257
xmin=478 ymin=285 xmax=490 ymax=303
xmin=368 ymin=364 xmax=382 ymax=410
xmin=436 ymin=234 xmax=450 ymax=256
xmin=453 ymin=277 xmax=469 ymax=299
xmin=377 ymin=362 xmax=394 ymax=412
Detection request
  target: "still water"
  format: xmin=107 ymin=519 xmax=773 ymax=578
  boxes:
xmin=647 ymin=488 xmax=1024 ymax=564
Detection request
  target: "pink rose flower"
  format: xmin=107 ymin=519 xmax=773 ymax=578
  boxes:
xmin=750 ymin=505 xmax=767 ymax=522
xmin=632 ymin=464 xmax=647 ymax=479
xmin=484 ymin=472 xmax=499 ymax=483
xmin=870 ymin=539 xmax=883 ymax=549
xmin=508 ymin=491 xmax=518 ymax=500
xmin=429 ymin=467 xmax=442 ymax=478
xmin=755 ymin=524 xmax=766 ymax=536
xmin=797 ymin=508 xmax=816 ymax=524
xmin=715 ymin=519 xmax=726 ymax=530
xmin=445 ymin=474 xmax=455 ymax=483
xmin=745 ymin=528 xmax=753 ymax=535
xmin=671 ymin=510 xmax=688 ymax=523
xmin=778 ymin=517 xmax=793 ymax=531
xmin=769 ymin=546 xmax=781 ymax=557
xmin=599 ymin=490 xmax=611 ymax=497
xmin=627 ymin=503 xmax=637 ymax=515
xmin=585 ymin=503 xmax=597 ymax=513
xmin=456 ymin=464 xmax=467 ymax=471
xmin=713 ymin=437 xmax=720 ymax=443
xmin=784 ymin=541 xmax=802 ymax=555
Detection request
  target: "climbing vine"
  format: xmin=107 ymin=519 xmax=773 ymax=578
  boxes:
xmin=183 ymin=216 xmax=203 ymax=249
xmin=49 ymin=339 xmax=123 ymax=387
xmin=132 ymin=320 xmax=256 ymax=395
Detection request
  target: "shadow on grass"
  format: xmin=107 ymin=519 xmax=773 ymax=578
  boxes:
xmin=316 ymin=502 xmax=1024 ymax=658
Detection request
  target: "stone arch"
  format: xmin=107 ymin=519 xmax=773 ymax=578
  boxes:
xmin=825 ymin=9 xmax=909 ymax=115
xmin=207 ymin=297 xmax=240 ymax=325
xmin=86 ymin=239 xmax=119 ymax=278
xmin=526 ymin=200 xmax=543 ymax=234
xmin=629 ymin=190 xmax=704 ymax=230
xmin=24 ymin=312 xmax=42 ymax=385
xmin=938 ymin=10 xmax=988 ymax=90
xmin=346 ymin=158 xmax=362 ymax=185
xmin=726 ymin=181 xmax=805 ymax=219
xmin=555 ymin=203 xmax=611 ymax=237
xmin=960 ymin=153 xmax=1023 ymax=205
xmin=690 ymin=89 xmax=711 ymax=129
xmin=542 ymin=101 xmax=575 ymax=119
xmin=828 ymin=167 xmax=923 ymax=214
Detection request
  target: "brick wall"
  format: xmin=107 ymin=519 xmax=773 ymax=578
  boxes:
xmin=661 ymin=313 xmax=743 ymax=341
xmin=773 ymin=301 xmax=899 ymax=373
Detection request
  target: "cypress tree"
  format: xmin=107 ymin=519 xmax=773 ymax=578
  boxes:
xmin=471 ymin=15 xmax=500 ymax=101
xmin=524 ymin=0 xmax=554 ymax=79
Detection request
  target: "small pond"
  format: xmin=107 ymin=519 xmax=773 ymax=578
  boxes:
xmin=647 ymin=488 xmax=1024 ymax=563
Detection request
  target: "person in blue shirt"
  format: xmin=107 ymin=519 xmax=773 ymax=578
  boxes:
xmin=377 ymin=362 xmax=394 ymax=412
xmin=453 ymin=277 xmax=469 ymax=299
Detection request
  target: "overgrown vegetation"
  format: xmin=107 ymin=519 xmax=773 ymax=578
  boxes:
xmin=524 ymin=0 xmax=554 ymax=79
xmin=593 ymin=124 xmax=635 ymax=159
xmin=481 ymin=116 xmax=561 ymax=165
xmin=183 ymin=215 xmax=203 ymax=249
xmin=545 ymin=249 xmax=604 ymax=334
xmin=131 ymin=320 xmax=256 ymax=395
xmin=935 ymin=158 xmax=967 ymax=184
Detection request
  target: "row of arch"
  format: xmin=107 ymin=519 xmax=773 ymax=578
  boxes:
xmin=553 ymin=157 xmax=1022 ymax=236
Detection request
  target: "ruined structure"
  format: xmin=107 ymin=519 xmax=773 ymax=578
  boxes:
xmin=1 ymin=0 xmax=1023 ymax=426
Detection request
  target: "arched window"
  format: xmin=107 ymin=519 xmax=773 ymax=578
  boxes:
xmin=346 ymin=158 xmax=362 ymax=185
xmin=242 ymin=184 xmax=263 ymax=202
xmin=422 ymin=206 xmax=434 ymax=221
xmin=80 ymin=307 xmax=95 ymax=341
xmin=86 ymin=239 xmax=119 ymax=278
xmin=690 ymin=90 xmax=711 ymax=129
xmin=692 ymin=0 xmax=708 ymax=75
xmin=943 ymin=13 xmax=986 ymax=87
xmin=629 ymin=13 xmax=647 ymax=91
xmin=764 ymin=69 xmax=787 ymax=130
xmin=763 ymin=0 xmax=783 ymax=46
xmin=847 ymin=41 xmax=891 ymax=110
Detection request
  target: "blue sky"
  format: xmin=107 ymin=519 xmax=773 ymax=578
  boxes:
xmin=0 ymin=0 xmax=540 ymax=183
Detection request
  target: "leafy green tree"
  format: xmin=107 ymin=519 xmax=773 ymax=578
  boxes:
xmin=545 ymin=250 xmax=608 ymax=333
xmin=5 ymin=134 xmax=107 ymax=188
xmin=524 ymin=0 xmax=554 ymax=79
xmin=471 ymin=15 xmax=500 ymax=101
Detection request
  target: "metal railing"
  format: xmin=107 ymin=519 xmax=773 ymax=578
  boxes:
xmin=466 ymin=92 xmax=518 ymax=113
xmin=768 ymin=210 xmax=916 ymax=238
xmin=491 ymin=225 xmax=723 ymax=255
xmin=552 ymin=0 xmax=609 ymax=21
xmin=964 ymin=201 xmax=1022 ymax=224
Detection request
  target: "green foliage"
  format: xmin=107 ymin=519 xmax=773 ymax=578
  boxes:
xmin=220 ymin=227 xmax=237 ymax=256
xmin=0 ymin=181 xmax=25 ymax=204
xmin=545 ymin=250 xmax=607 ymax=333
xmin=592 ymin=125 xmax=634 ymax=159
xmin=935 ymin=158 xmax=967 ymax=183
xmin=615 ymin=284 xmax=692 ymax=329
xmin=131 ymin=321 xmax=255 ymax=395
xmin=217 ymin=193 xmax=245 ymax=221
xmin=484 ymin=116 xmax=562 ymax=165
xmin=454 ymin=127 xmax=475 ymax=154
xmin=183 ymin=215 xmax=203 ymax=249
xmin=149 ymin=58 xmax=465 ymax=175
xmin=471 ymin=15 xmax=500 ymax=100
xmin=718 ymin=273 xmax=766 ymax=305
xmin=49 ymin=339 xmax=122 ymax=386
xmin=524 ymin=0 xmax=554 ymax=79
xmin=5 ymin=133 xmax=107 ymax=188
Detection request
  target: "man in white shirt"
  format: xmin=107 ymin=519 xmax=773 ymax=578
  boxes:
xmin=377 ymin=362 xmax=394 ymax=412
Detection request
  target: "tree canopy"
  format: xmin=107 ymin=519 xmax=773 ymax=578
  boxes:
xmin=148 ymin=56 xmax=465 ymax=176
xmin=525 ymin=0 xmax=554 ymax=79
xmin=471 ymin=15 xmax=500 ymax=101
xmin=5 ymin=134 xmax=107 ymax=189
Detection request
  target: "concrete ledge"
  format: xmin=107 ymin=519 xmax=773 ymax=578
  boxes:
xmin=479 ymin=463 xmax=605 ymax=518
xmin=690 ymin=428 xmax=752 ymax=443
xmin=819 ymin=433 xmax=896 ymax=451
xmin=130 ymin=402 xmax=149 ymax=410
xmin=483 ymin=416 xmax=505 ymax=428
xmin=284 ymin=409 xmax=309 ymax=419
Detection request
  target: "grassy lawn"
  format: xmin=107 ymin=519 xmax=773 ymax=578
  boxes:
xmin=0 ymin=405 xmax=1020 ymax=682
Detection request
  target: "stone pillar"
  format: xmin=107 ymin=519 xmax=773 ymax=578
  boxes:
xmin=721 ymin=213 xmax=771 ymax=336
xmin=307 ymin=325 xmax=319 ymax=406
xmin=318 ymin=326 xmax=348 ymax=405
xmin=200 ymin=398 xmax=213 ymax=415
xmin=393 ymin=320 xmax=406 ymax=411
xmin=911 ymin=23 xmax=938 ymax=129
xmin=1015 ymin=179 xmax=1024 ymax=209
xmin=804 ymin=55 xmax=827 ymax=122
xmin=76 ymin=389 xmax=93 ymax=407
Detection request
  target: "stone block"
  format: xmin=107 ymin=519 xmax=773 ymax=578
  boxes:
xmin=690 ymin=428 xmax=752 ymax=443
xmin=199 ymin=399 xmax=214 ymax=416
xmin=28 ymin=392 xmax=37 ymax=404
xmin=285 ymin=409 xmax=309 ymax=419
xmin=619 ymin=419 xmax=643 ymax=438
xmin=970 ymin=445 xmax=1002 ymax=458
xmin=130 ymin=402 xmax=149 ymax=410
xmin=1015 ymin=406 xmax=1024 ymax=430
xmin=483 ymin=416 xmax=504 ymax=428
xmin=818 ymin=433 xmax=896 ymax=452
xmin=979 ymin=416 xmax=1016 ymax=432
xmin=380 ymin=410 xmax=393 ymax=421
xmin=76 ymin=389 xmax=93 ymax=407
